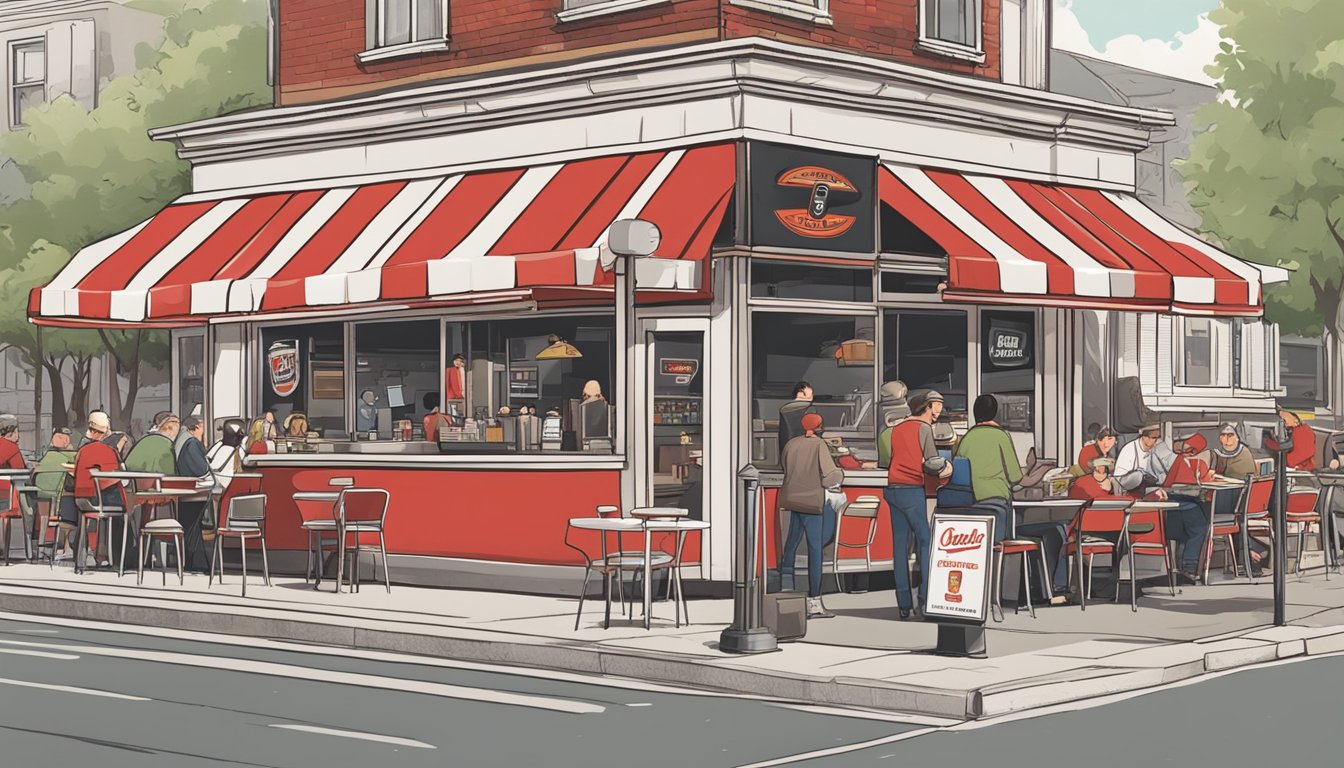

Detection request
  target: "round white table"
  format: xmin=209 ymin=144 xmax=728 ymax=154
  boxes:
xmin=569 ymin=510 xmax=706 ymax=629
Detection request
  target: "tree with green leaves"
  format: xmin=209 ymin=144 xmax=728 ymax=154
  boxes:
xmin=0 ymin=0 xmax=268 ymax=432
xmin=1178 ymin=0 xmax=1344 ymax=408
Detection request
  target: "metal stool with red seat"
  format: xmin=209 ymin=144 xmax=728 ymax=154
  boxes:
xmin=992 ymin=538 xmax=1052 ymax=620
xmin=1286 ymin=487 xmax=1324 ymax=577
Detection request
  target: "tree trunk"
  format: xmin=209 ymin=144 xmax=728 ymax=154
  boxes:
xmin=98 ymin=330 xmax=144 ymax=437
xmin=42 ymin=358 xmax=68 ymax=430
xmin=34 ymin=326 xmax=44 ymax=441
xmin=67 ymin=355 xmax=93 ymax=428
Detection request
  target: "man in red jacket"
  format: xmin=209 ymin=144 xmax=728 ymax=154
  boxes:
xmin=56 ymin=412 xmax=126 ymax=565
xmin=1279 ymin=407 xmax=1317 ymax=471
xmin=0 ymin=414 xmax=25 ymax=470
xmin=884 ymin=390 xmax=951 ymax=618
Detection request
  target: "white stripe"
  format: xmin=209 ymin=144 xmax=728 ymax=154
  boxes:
xmin=325 ymin=178 xmax=446 ymax=274
xmin=268 ymin=724 xmax=435 ymax=750
xmin=0 ymin=639 xmax=604 ymax=715
xmin=967 ymin=176 xmax=1115 ymax=297
xmin=593 ymin=149 xmax=685 ymax=249
xmin=0 ymin=648 xmax=79 ymax=660
xmin=126 ymin=200 xmax=249 ymax=291
xmin=245 ymin=188 xmax=357 ymax=280
xmin=363 ymin=176 xmax=462 ymax=270
xmin=573 ymin=248 xmax=600 ymax=286
xmin=734 ymin=727 xmax=941 ymax=768
xmin=443 ymin=165 xmax=563 ymax=261
xmin=886 ymin=165 xmax=1048 ymax=295
xmin=1106 ymin=192 xmax=1257 ymax=305
xmin=40 ymin=219 xmax=151 ymax=317
xmin=0 ymin=676 xmax=149 ymax=701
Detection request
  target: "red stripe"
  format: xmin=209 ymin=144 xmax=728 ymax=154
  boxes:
xmin=677 ymin=186 xmax=733 ymax=262
xmin=491 ymin=155 xmax=629 ymax=255
xmin=261 ymin=277 xmax=307 ymax=311
xmin=78 ymin=201 xmax=218 ymax=292
xmin=384 ymin=169 xmax=525 ymax=268
xmin=215 ymin=191 xmax=326 ymax=280
xmin=270 ymin=182 xmax=406 ymax=282
xmin=877 ymin=168 xmax=1000 ymax=293
xmin=1007 ymin=181 xmax=1170 ymax=302
xmin=554 ymin=152 xmax=666 ymax=250
xmin=380 ymin=262 xmax=430 ymax=300
xmin=156 ymin=194 xmax=291 ymax=287
xmin=512 ymin=251 xmax=578 ymax=287
xmin=927 ymin=170 xmax=1075 ymax=296
xmin=147 ymin=284 xmax=192 ymax=318
xmin=634 ymin=144 xmax=736 ymax=261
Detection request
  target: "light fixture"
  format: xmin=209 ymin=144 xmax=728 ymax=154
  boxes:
xmin=536 ymin=334 xmax=583 ymax=360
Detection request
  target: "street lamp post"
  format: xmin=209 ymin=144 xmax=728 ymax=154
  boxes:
xmin=1264 ymin=419 xmax=1293 ymax=627
xmin=720 ymin=463 xmax=778 ymax=654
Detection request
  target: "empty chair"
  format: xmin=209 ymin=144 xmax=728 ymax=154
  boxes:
xmin=832 ymin=495 xmax=881 ymax=594
xmin=209 ymin=493 xmax=271 ymax=597
xmin=1123 ymin=508 xmax=1176 ymax=611
xmin=1066 ymin=499 xmax=1129 ymax=607
xmin=333 ymin=488 xmax=391 ymax=594
xmin=992 ymin=537 xmax=1052 ymax=620
xmin=1285 ymin=487 xmax=1324 ymax=577
xmin=0 ymin=478 xmax=27 ymax=566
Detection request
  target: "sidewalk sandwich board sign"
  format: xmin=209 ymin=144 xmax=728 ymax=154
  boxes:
xmin=925 ymin=512 xmax=995 ymax=657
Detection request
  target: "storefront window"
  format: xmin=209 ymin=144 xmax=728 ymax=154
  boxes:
xmin=354 ymin=320 xmax=440 ymax=440
xmin=1280 ymin=339 xmax=1325 ymax=408
xmin=751 ymin=261 xmax=873 ymax=302
xmin=752 ymin=312 xmax=876 ymax=465
xmin=980 ymin=310 xmax=1036 ymax=432
xmin=177 ymin=334 xmax=205 ymax=421
xmin=447 ymin=314 xmax=616 ymax=453
xmin=1183 ymin=317 xmax=1231 ymax=387
xmin=883 ymin=310 xmax=968 ymax=417
xmin=259 ymin=323 xmax=345 ymax=437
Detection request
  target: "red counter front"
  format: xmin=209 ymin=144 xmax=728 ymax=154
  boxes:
xmin=761 ymin=484 xmax=897 ymax=568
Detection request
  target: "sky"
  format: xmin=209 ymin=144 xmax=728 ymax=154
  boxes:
xmin=1053 ymin=0 xmax=1224 ymax=84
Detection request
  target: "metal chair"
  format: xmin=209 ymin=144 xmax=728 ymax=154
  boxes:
xmin=1285 ymin=487 xmax=1324 ymax=577
xmin=565 ymin=505 xmax=676 ymax=630
xmin=832 ymin=495 xmax=881 ymax=593
xmin=1124 ymin=508 xmax=1176 ymax=611
xmin=992 ymin=538 xmax=1052 ymax=619
xmin=300 ymin=477 xmax=353 ymax=588
xmin=79 ymin=471 xmax=129 ymax=576
xmin=1235 ymin=475 xmax=1276 ymax=582
xmin=209 ymin=493 xmax=270 ymax=597
xmin=1066 ymin=499 xmax=1128 ymax=608
xmin=333 ymin=488 xmax=391 ymax=594
xmin=29 ymin=469 xmax=70 ymax=567
xmin=0 ymin=477 xmax=29 ymax=565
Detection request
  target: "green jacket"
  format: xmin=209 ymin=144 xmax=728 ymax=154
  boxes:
xmin=124 ymin=433 xmax=176 ymax=475
xmin=954 ymin=423 xmax=1023 ymax=502
xmin=34 ymin=449 xmax=76 ymax=501
xmin=877 ymin=426 xmax=894 ymax=468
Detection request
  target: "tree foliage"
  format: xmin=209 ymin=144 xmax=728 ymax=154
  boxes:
xmin=0 ymin=0 xmax=268 ymax=429
xmin=1178 ymin=0 xmax=1344 ymax=337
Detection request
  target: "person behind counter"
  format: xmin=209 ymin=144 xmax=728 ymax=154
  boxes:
xmin=885 ymin=390 xmax=951 ymax=619
xmin=356 ymin=390 xmax=379 ymax=435
xmin=446 ymin=353 xmax=467 ymax=402
xmin=247 ymin=418 xmax=271 ymax=454
xmin=779 ymin=412 xmax=842 ymax=619
xmin=283 ymin=412 xmax=310 ymax=439
xmin=777 ymin=381 xmax=816 ymax=454
xmin=423 ymin=393 xmax=453 ymax=442
xmin=0 ymin=414 xmax=25 ymax=469
xmin=1279 ymin=407 xmax=1317 ymax=471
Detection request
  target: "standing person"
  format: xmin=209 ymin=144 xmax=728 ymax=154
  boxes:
xmin=124 ymin=414 xmax=178 ymax=475
xmin=1211 ymin=423 xmax=1258 ymax=479
xmin=885 ymin=390 xmax=951 ymax=618
xmin=779 ymin=412 xmax=843 ymax=619
xmin=957 ymin=395 xmax=1070 ymax=605
xmin=56 ymin=413 xmax=126 ymax=565
xmin=445 ymin=353 xmax=467 ymax=407
xmin=1279 ymin=407 xmax=1317 ymax=471
xmin=1115 ymin=425 xmax=1209 ymax=583
xmin=174 ymin=417 xmax=214 ymax=572
xmin=775 ymin=381 xmax=817 ymax=587
xmin=356 ymin=390 xmax=379 ymax=435
xmin=0 ymin=414 xmax=26 ymax=469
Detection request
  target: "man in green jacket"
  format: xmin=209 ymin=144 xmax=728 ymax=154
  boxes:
xmin=125 ymin=414 xmax=180 ymax=475
xmin=955 ymin=395 xmax=1069 ymax=604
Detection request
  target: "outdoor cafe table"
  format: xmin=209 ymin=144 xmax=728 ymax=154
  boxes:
xmin=0 ymin=468 xmax=30 ymax=564
xmin=292 ymin=478 xmax=357 ymax=591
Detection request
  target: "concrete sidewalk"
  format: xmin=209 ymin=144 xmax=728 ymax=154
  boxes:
xmin=2 ymin=563 xmax=1344 ymax=720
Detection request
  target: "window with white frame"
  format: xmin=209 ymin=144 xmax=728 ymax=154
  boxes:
xmin=1181 ymin=317 xmax=1232 ymax=388
xmin=368 ymin=0 xmax=446 ymax=49
xmin=728 ymin=0 xmax=830 ymax=25
xmin=9 ymin=39 xmax=46 ymax=128
xmin=919 ymin=0 xmax=983 ymax=59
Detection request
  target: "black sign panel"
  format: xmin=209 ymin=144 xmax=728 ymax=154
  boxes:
xmin=985 ymin=315 xmax=1033 ymax=370
xmin=748 ymin=142 xmax=875 ymax=254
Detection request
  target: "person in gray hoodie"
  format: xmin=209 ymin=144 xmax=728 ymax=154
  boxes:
xmin=779 ymin=412 xmax=844 ymax=619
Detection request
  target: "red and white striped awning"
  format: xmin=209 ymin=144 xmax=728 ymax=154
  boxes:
xmin=879 ymin=164 xmax=1287 ymax=316
xmin=31 ymin=144 xmax=735 ymax=326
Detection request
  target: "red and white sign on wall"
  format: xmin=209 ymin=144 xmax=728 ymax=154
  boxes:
xmin=924 ymin=513 xmax=995 ymax=624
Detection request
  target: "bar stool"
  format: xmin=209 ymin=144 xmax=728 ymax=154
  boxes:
xmin=992 ymin=538 xmax=1052 ymax=620
xmin=832 ymin=495 xmax=881 ymax=593
xmin=210 ymin=493 xmax=271 ymax=597
xmin=0 ymin=478 xmax=28 ymax=565
xmin=300 ymin=477 xmax=353 ymax=588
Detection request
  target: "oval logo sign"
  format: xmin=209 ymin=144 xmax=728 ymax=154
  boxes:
xmin=774 ymin=166 xmax=858 ymax=239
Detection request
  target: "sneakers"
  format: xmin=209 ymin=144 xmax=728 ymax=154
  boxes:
xmin=806 ymin=597 xmax=835 ymax=619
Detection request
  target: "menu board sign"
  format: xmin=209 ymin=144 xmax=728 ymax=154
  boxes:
xmin=987 ymin=322 xmax=1030 ymax=368
xmin=924 ymin=513 xmax=994 ymax=624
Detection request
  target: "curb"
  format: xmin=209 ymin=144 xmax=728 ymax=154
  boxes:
xmin=2 ymin=588 xmax=1341 ymax=721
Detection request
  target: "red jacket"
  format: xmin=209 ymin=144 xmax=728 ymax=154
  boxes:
xmin=1076 ymin=442 xmax=1103 ymax=470
xmin=73 ymin=441 xmax=121 ymax=499
xmin=1286 ymin=424 xmax=1316 ymax=471
xmin=0 ymin=439 xmax=25 ymax=470
xmin=445 ymin=367 xmax=465 ymax=400
xmin=1165 ymin=455 xmax=1214 ymax=487
xmin=1069 ymin=474 xmax=1128 ymax=502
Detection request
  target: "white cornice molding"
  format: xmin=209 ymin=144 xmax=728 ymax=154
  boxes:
xmin=151 ymin=38 xmax=1172 ymax=163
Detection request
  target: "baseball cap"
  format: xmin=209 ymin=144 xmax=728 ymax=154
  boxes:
xmin=88 ymin=412 xmax=111 ymax=433
xmin=909 ymin=390 xmax=944 ymax=414
xmin=1176 ymin=432 xmax=1208 ymax=454
xmin=801 ymin=413 xmax=824 ymax=432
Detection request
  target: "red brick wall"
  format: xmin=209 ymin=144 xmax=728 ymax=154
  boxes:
xmin=278 ymin=1 xmax=1002 ymax=106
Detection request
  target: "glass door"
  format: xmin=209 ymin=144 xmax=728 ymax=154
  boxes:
xmin=646 ymin=330 xmax=706 ymax=520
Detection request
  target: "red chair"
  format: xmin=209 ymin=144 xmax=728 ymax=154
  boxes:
xmin=1124 ymin=507 xmax=1176 ymax=611
xmin=992 ymin=538 xmax=1052 ymax=620
xmin=0 ymin=478 xmax=26 ymax=566
xmin=1285 ymin=488 xmax=1323 ymax=576
xmin=1067 ymin=499 xmax=1130 ymax=607
xmin=1235 ymin=476 xmax=1276 ymax=581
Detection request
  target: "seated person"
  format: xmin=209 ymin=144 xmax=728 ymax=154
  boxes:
xmin=1211 ymin=423 xmax=1257 ymax=480
xmin=423 ymin=393 xmax=449 ymax=442
xmin=124 ymin=414 xmax=179 ymax=475
xmin=1166 ymin=433 xmax=1217 ymax=487
xmin=1074 ymin=425 xmax=1118 ymax=477
xmin=56 ymin=414 xmax=130 ymax=565
xmin=0 ymin=414 xmax=26 ymax=469
xmin=1279 ymin=406 xmax=1316 ymax=471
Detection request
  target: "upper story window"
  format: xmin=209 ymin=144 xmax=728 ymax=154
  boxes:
xmin=9 ymin=39 xmax=46 ymax=129
xmin=918 ymin=0 xmax=985 ymax=63
xmin=361 ymin=0 xmax=449 ymax=62
xmin=727 ymin=0 xmax=832 ymax=26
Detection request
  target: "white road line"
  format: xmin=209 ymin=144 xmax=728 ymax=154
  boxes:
xmin=0 ymin=648 xmax=79 ymax=660
xmin=0 ymin=639 xmax=603 ymax=715
xmin=5 ymin=629 xmax=59 ymax=634
xmin=0 ymin=677 xmax=149 ymax=701
xmin=734 ymin=727 xmax=941 ymax=768
xmin=268 ymin=724 xmax=436 ymax=750
xmin=768 ymin=702 xmax=958 ymax=727
xmin=626 ymin=702 xmax=652 ymax=707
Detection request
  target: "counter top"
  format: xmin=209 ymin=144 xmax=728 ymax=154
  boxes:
xmin=246 ymin=452 xmax=626 ymax=471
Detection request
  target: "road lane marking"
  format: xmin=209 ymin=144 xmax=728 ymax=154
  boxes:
xmin=0 ymin=648 xmax=79 ymax=660
xmin=626 ymin=702 xmax=652 ymax=707
xmin=5 ymin=629 xmax=59 ymax=634
xmin=0 ymin=677 xmax=149 ymax=701
xmin=0 ymin=639 xmax=604 ymax=715
xmin=733 ymin=727 xmax=941 ymax=768
xmin=768 ymin=702 xmax=958 ymax=726
xmin=268 ymin=724 xmax=436 ymax=750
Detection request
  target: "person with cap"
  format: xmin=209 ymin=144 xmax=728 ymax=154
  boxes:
xmin=1076 ymin=425 xmax=1119 ymax=475
xmin=56 ymin=412 xmax=128 ymax=565
xmin=356 ymin=390 xmax=379 ymax=434
xmin=1211 ymin=423 xmax=1257 ymax=480
xmin=0 ymin=414 xmax=25 ymax=470
xmin=1115 ymin=424 xmax=1210 ymax=583
xmin=885 ymin=390 xmax=952 ymax=618
xmin=1278 ymin=407 xmax=1317 ymax=472
xmin=778 ymin=411 xmax=843 ymax=619
xmin=124 ymin=413 xmax=179 ymax=476
xmin=1166 ymin=432 xmax=1216 ymax=487
xmin=1070 ymin=456 xmax=1127 ymax=502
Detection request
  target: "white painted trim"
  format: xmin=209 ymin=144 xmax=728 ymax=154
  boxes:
xmin=355 ymin=38 xmax=450 ymax=65
xmin=556 ymin=0 xmax=671 ymax=24
xmin=729 ymin=0 xmax=832 ymax=25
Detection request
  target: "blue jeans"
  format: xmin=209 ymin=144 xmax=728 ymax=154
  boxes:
xmin=1166 ymin=494 xmax=1210 ymax=572
xmin=975 ymin=497 xmax=1068 ymax=595
xmin=885 ymin=485 xmax=930 ymax=610
xmin=779 ymin=501 xmax=838 ymax=597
